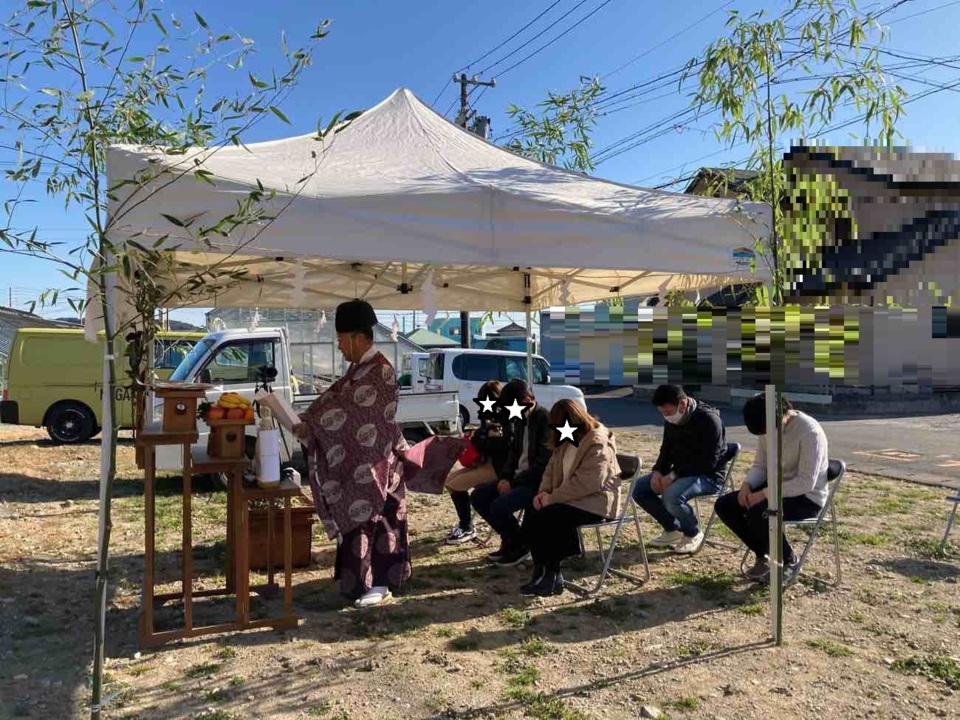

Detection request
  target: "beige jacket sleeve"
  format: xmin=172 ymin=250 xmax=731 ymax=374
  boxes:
xmin=538 ymin=450 xmax=561 ymax=494
xmin=547 ymin=443 xmax=607 ymax=505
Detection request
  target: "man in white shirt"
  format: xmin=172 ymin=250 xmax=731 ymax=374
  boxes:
xmin=714 ymin=393 xmax=829 ymax=584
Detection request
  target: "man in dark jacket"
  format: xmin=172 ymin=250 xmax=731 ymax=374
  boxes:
xmin=470 ymin=378 xmax=552 ymax=567
xmin=633 ymin=384 xmax=726 ymax=554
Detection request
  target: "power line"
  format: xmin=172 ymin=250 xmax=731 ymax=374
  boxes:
xmin=459 ymin=0 xmax=566 ymax=74
xmin=478 ymin=0 xmax=594 ymax=76
xmin=601 ymin=0 xmax=735 ymax=80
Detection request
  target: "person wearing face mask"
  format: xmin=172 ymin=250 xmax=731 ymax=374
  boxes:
xmin=292 ymin=299 xmax=416 ymax=609
xmin=632 ymin=384 xmax=726 ymax=554
xmin=714 ymin=393 xmax=829 ymax=584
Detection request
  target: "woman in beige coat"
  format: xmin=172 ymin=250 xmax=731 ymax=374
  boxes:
xmin=519 ymin=399 xmax=621 ymax=596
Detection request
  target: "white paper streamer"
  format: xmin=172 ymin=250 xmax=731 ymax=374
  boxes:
xmin=247 ymin=307 xmax=261 ymax=331
xmin=315 ymin=310 xmax=327 ymax=334
xmin=421 ymin=269 xmax=438 ymax=326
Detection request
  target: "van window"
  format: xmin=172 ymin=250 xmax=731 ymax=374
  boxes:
xmin=453 ymin=354 xmax=501 ymax=381
xmin=169 ymin=338 xmax=214 ymax=382
xmin=533 ymin=358 xmax=549 ymax=384
xmin=504 ymin=356 xmax=527 ymax=381
xmin=202 ymin=339 xmax=276 ymax=384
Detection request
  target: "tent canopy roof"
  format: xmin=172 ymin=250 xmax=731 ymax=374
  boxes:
xmin=98 ymin=88 xmax=770 ymax=318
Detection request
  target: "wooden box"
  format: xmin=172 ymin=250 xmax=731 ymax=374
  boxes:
xmin=155 ymin=384 xmax=208 ymax=434
xmin=248 ymin=506 xmax=315 ymax=570
xmin=207 ymin=418 xmax=250 ymax=459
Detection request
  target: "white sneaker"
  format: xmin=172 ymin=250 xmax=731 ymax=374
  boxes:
xmin=650 ymin=530 xmax=684 ymax=547
xmin=354 ymin=586 xmax=392 ymax=608
xmin=672 ymin=531 xmax=705 ymax=554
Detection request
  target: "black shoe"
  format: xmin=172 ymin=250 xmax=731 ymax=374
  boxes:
xmin=519 ymin=565 xmax=546 ymax=594
xmin=496 ymin=545 xmax=531 ymax=568
xmin=531 ymin=570 xmax=565 ymax=597
xmin=486 ymin=543 xmax=507 ymax=562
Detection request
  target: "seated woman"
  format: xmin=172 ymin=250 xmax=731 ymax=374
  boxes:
xmin=443 ymin=380 xmax=511 ymax=544
xmin=714 ymin=394 xmax=829 ymax=584
xmin=518 ymin=399 xmax=622 ymax=596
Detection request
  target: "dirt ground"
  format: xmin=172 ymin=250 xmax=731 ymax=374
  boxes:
xmin=1 ymin=423 xmax=959 ymax=720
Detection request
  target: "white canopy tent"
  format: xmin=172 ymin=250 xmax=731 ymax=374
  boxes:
xmin=89 ymin=87 xmax=789 ymax=644
xmin=90 ymin=86 xmax=770 ymax=329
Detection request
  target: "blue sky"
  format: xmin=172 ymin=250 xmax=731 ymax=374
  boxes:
xmin=3 ymin=0 xmax=960 ymax=331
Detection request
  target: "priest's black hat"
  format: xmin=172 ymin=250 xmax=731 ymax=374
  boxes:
xmin=335 ymin=299 xmax=378 ymax=333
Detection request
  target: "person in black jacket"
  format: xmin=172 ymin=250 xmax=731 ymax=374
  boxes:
xmin=470 ymin=378 xmax=552 ymax=567
xmin=633 ymin=384 xmax=726 ymax=554
xmin=442 ymin=380 xmax=511 ymax=545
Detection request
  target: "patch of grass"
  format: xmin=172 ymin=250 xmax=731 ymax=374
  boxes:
xmin=184 ymin=661 xmax=220 ymax=678
xmin=503 ymin=688 xmax=586 ymax=720
xmin=127 ymin=663 xmax=151 ymax=677
xmin=500 ymin=607 xmax=530 ymax=629
xmin=206 ymin=687 xmax=228 ymax=703
xmin=678 ymin=639 xmax=713 ymax=659
xmin=434 ymin=627 xmax=455 ymax=638
xmin=669 ymin=696 xmax=701 ymax=711
xmin=873 ymin=496 xmax=916 ymax=515
xmin=423 ymin=650 xmax=451 ymax=667
xmin=306 ymin=700 xmax=333 ymax=716
xmin=909 ymin=575 xmax=932 ymax=586
xmin=805 ymin=638 xmax=853 ymax=658
xmin=908 ymin=537 xmax=955 ymax=560
xmin=695 ymin=621 xmax=721 ymax=633
xmin=839 ymin=530 xmax=887 ymax=546
xmin=450 ymin=630 xmax=481 ymax=651
xmin=161 ymin=679 xmax=181 ymax=692
xmin=499 ymin=656 xmax=540 ymax=687
xmin=847 ymin=610 xmax=865 ymax=624
xmin=667 ymin=570 xmax=734 ymax=600
xmin=737 ymin=603 xmax=764 ymax=616
xmin=330 ymin=711 xmax=350 ymax=720
xmin=215 ymin=646 xmax=238 ymax=660
xmin=228 ymin=675 xmax=245 ymax=687
xmin=471 ymin=679 xmax=486 ymax=689
xmin=893 ymin=655 xmax=960 ymax=689
xmin=519 ymin=635 xmax=548 ymax=657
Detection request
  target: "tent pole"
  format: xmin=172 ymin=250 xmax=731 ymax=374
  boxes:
xmin=523 ymin=272 xmax=532 ymax=383
xmin=765 ymin=384 xmax=783 ymax=644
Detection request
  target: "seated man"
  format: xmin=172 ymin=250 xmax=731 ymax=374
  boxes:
xmin=714 ymin=394 xmax=829 ymax=583
xmin=633 ymin=384 xmax=726 ymax=554
xmin=470 ymin=378 xmax=551 ymax=567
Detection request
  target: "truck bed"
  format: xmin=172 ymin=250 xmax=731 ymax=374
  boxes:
xmin=292 ymin=390 xmax=460 ymax=428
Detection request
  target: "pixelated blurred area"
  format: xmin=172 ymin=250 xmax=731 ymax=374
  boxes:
xmin=541 ymin=304 xmax=959 ymax=391
xmin=784 ymin=145 xmax=960 ymax=308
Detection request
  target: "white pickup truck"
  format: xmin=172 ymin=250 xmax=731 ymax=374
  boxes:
xmin=154 ymin=327 xmax=461 ymax=470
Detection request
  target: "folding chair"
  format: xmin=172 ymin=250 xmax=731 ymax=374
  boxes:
xmin=691 ymin=442 xmax=742 ymax=554
xmin=939 ymin=492 xmax=960 ymax=554
xmin=739 ymin=458 xmax=845 ymax=588
xmin=563 ymin=453 xmax=650 ymax=596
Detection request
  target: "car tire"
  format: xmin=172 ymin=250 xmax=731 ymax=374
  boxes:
xmin=46 ymin=401 xmax=97 ymax=444
xmin=458 ymin=405 xmax=470 ymax=430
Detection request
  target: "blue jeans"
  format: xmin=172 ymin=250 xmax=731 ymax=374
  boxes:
xmin=632 ymin=473 xmax=722 ymax=537
xmin=470 ymin=483 xmax=537 ymax=548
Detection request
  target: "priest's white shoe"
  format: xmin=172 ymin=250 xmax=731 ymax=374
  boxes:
xmin=355 ymin=586 xmax=392 ymax=608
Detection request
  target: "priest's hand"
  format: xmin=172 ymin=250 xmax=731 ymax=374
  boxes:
xmin=497 ymin=479 xmax=512 ymax=495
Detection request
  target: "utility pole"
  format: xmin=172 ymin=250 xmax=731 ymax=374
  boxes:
xmin=454 ymin=72 xmax=495 ymax=349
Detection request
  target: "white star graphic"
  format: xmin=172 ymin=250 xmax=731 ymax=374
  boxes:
xmin=554 ymin=419 xmax=582 ymax=446
xmin=475 ymin=394 xmax=497 ymax=414
xmin=504 ymin=398 xmax=527 ymax=421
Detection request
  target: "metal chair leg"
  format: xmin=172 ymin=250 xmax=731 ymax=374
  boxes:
xmin=940 ymin=499 xmax=959 ymax=554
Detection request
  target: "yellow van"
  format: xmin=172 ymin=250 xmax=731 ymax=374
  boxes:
xmin=1 ymin=328 xmax=205 ymax=443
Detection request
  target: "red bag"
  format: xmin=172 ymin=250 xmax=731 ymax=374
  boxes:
xmin=457 ymin=432 xmax=481 ymax=467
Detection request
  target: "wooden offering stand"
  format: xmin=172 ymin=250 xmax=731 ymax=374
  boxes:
xmin=135 ymin=406 xmax=303 ymax=648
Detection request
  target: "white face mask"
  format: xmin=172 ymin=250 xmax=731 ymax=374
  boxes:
xmin=664 ymin=411 xmax=684 ymax=425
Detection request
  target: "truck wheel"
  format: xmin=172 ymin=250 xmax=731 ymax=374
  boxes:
xmin=459 ymin=405 xmax=470 ymax=430
xmin=46 ymin=401 xmax=96 ymax=444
